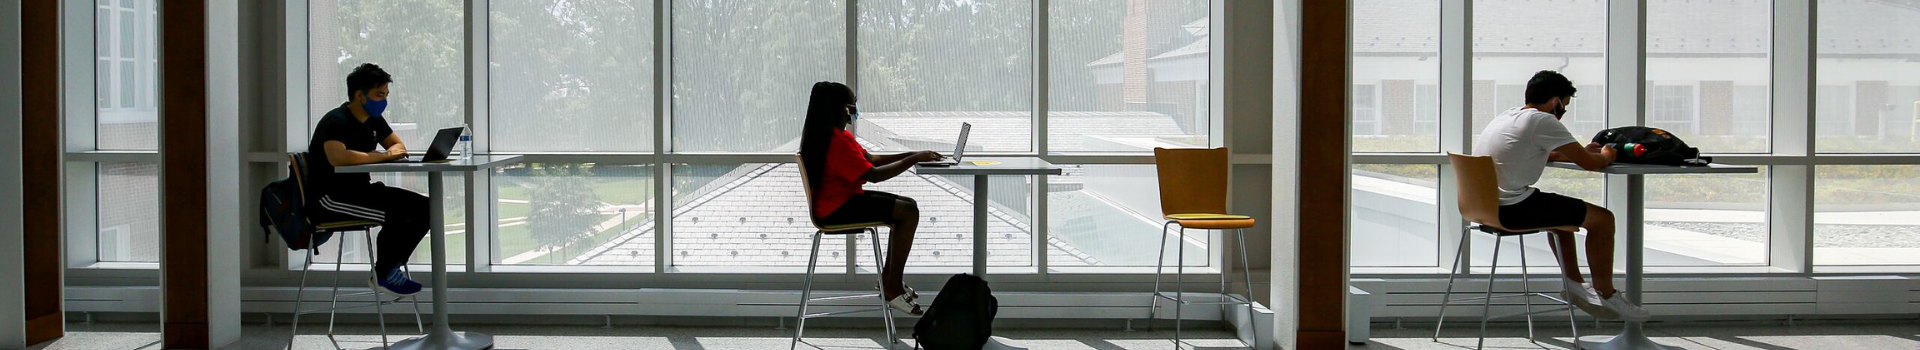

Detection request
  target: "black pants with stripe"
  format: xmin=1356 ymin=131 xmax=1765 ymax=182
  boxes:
xmin=317 ymin=182 xmax=430 ymax=275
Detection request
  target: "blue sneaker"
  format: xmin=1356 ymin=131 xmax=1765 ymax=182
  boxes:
xmin=369 ymin=268 xmax=423 ymax=296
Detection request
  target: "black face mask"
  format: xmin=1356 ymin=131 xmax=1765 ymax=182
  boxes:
xmin=1552 ymin=105 xmax=1568 ymax=117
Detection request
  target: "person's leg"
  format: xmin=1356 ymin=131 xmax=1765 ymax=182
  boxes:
xmin=366 ymin=185 xmax=430 ymax=276
xmin=1550 ymin=229 xmax=1584 ymax=284
xmin=1579 ymin=203 xmax=1618 ymax=297
xmin=881 ymin=196 xmax=919 ymax=299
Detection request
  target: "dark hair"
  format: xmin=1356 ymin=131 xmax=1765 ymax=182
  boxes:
xmin=798 ymin=82 xmax=856 ymax=197
xmin=346 ymin=63 xmax=393 ymax=100
xmin=1524 ymin=70 xmax=1577 ymax=105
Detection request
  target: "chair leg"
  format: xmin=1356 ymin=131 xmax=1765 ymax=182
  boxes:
xmin=1175 ymin=225 xmax=1186 ymax=348
xmin=792 ymin=231 xmax=823 ymax=350
xmin=868 ymin=228 xmax=896 ymax=347
xmin=409 ymin=264 xmax=425 ymax=334
xmin=289 ymin=236 xmax=317 ymax=349
xmin=367 ymin=231 xmax=391 ymax=348
xmin=1149 ymin=220 xmax=1173 ymax=332
xmin=1236 ymin=229 xmax=1257 ymax=349
xmin=1479 ymin=235 xmax=1503 ymax=350
xmin=1434 ymin=226 xmax=1471 ymax=341
xmin=1519 ymin=234 xmax=1536 ymax=343
xmin=327 ymin=234 xmax=347 ymax=339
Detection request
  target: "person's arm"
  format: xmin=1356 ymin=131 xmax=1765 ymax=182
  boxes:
xmin=1552 ymin=142 xmax=1616 ymax=171
xmin=323 ymin=140 xmax=406 ymax=167
xmin=868 ymin=151 xmax=922 ymax=165
xmin=379 ymin=132 xmax=407 ymax=157
xmin=861 ymin=151 xmax=941 ymax=183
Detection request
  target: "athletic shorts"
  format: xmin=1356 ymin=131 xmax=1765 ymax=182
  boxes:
xmin=1497 ymin=191 xmax=1588 ymax=230
xmin=818 ymin=190 xmax=913 ymax=227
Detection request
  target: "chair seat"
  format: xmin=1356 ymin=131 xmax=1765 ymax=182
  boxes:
xmin=1170 ymin=218 xmax=1256 ymax=230
xmin=817 ymin=221 xmax=888 ymax=234
xmin=1165 ymin=213 xmax=1252 ymax=220
xmin=1472 ymin=223 xmax=1576 ymax=236
xmin=316 ymin=220 xmax=380 ymax=231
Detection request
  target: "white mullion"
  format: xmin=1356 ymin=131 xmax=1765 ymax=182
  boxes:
xmin=282 ymin=0 xmax=309 ymax=270
xmin=465 ymin=0 xmax=493 ymax=272
xmin=63 ymin=0 xmax=100 ymax=267
xmin=843 ymin=0 xmax=860 ymax=276
xmin=1436 ymin=0 xmax=1470 ymax=270
xmin=653 ymin=0 xmax=671 ymax=273
xmin=1032 ymin=0 xmax=1049 ymax=277
xmin=1770 ymin=0 xmax=1814 ymax=273
xmin=1605 ymin=0 xmax=1647 ymax=268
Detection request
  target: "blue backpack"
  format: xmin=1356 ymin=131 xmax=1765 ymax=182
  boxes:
xmin=258 ymin=153 xmax=333 ymax=251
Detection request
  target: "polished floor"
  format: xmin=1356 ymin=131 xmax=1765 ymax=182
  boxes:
xmin=24 ymin=319 xmax=1919 ymax=349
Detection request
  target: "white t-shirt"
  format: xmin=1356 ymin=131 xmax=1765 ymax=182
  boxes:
xmin=1473 ymin=107 xmax=1580 ymax=206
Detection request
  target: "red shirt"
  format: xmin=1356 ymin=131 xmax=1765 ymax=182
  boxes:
xmin=813 ymin=129 xmax=873 ymax=218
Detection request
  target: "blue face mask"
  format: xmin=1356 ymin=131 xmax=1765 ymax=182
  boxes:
xmin=362 ymin=96 xmax=389 ymax=117
xmin=848 ymin=105 xmax=859 ymax=121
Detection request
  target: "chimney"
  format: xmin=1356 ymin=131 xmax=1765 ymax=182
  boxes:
xmin=1123 ymin=0 xmax=1149 ymax=104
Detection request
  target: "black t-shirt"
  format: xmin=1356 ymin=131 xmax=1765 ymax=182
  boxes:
xmin=307 ymin=102 xmax=394 ymax=195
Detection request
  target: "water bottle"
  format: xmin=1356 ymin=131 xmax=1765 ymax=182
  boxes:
xmin=459 ymin=124 xmax=473 ymax=159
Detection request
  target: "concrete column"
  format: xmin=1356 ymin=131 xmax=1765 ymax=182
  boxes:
xmin=1 ymin=0 xmax=28 ymax=347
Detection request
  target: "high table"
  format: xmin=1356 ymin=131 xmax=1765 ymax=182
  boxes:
xmin=913 ymin=157 xmax=1063 ymax=278
xmin=336 ymin=155 xmax=523 ymax=350
xmin=1547 ymin=162 xmax=1758 ymax=350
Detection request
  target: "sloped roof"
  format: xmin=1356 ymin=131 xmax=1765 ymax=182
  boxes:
xmin=572 ymin=162 xmax=1103 ymax=266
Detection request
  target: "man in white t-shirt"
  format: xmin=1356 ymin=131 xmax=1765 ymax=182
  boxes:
xmin=1473 ymin=70 xmax=1647 ymax=321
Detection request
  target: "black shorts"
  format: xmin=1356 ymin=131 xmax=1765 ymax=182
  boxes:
xmin=1497 ymin=191 xmax=1588 ymax=230
xmin=818 ymin=190 xmax=913 ymax=227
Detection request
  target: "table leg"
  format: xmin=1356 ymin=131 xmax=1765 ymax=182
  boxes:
xmin=1579 ymin=174 xmax=1681 ymax=350
xmin=973 ymin=175 xmax=989 ymax=278
xmin=391 ymin=171 xmax=493 ymax=350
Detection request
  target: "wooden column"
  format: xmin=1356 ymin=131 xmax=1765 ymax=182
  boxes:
xmin=1296 ymin=0 xmax=1350 ymax=348
xmin=160 ymin=0 xmax=212 ymax=348
xmin=20 ymin=0 xmax=67 ymax=345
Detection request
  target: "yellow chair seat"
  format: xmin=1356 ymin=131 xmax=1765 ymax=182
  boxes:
xmin=818 ymin=221 xmax=888 ymax=233
xmin=316 ymin=220 xmax=379 ymax=230
xmin=1165 ymin=213 xmax=1252 ymax=220
xmin=1171 ymin=218 xmax=1256 ymax=230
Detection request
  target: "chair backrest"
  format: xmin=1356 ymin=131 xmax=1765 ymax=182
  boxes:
xmin=1447 ymin=153 xmax=1505 ymax=228
xmin=1153 ymin=147 xmax=1231 ymax=217
xmin=288 ymin=152 xmax=312 ymax=204
xmin=794 ymin=154 xmax=826 ymax=227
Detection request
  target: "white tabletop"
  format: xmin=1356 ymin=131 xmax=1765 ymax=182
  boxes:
xmin=1548 ymin=161 xmax=1758 ymax=175
xmin=913 ymin=157 xmax=1063 ymax=176
xmin=334 ymin=155 xmax=524 ymax=174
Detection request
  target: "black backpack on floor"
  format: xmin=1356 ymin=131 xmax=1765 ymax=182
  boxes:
xmin=913 ymin=274 xmax=998 ymax=350
xmin=1590 ymin=126 xmax=1712 ymax=166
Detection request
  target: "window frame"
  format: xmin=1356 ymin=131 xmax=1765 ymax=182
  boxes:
xmin=267 ymin=0 xmax=1233 ymax=276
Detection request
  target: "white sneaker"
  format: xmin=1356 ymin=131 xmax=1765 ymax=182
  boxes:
xmin=1601 ymin=293 xmax=1652 ymax=322
xmin=1561 ymin=280 xmax=1616 ymax=319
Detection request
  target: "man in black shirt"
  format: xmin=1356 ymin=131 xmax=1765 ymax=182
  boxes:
xmin=308 ymin=63 xmax=427 ymax=296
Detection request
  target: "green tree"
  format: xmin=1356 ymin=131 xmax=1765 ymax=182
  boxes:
xmin=527 ymin=164 xmax=601 ymax=261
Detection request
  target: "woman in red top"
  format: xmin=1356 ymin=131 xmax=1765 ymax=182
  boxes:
xmin=799 ymin=82 xmax=943 ymax=315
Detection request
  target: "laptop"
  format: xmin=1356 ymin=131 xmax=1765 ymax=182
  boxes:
xmin=918 ymin=122 xmax=971 ymax=167
xmin=386 ymin=126 xmax=464 ymax=163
